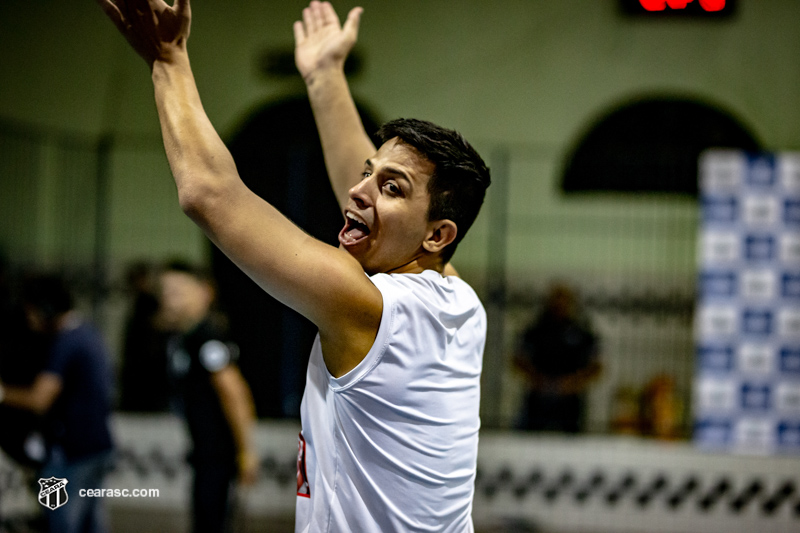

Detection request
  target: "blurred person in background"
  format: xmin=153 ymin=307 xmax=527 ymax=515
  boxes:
xmin=118 ymin=261 xmax=171 ymax=412
xmin=0 ymin=274 xmax=115 ymax=533
xmin=514 ymin=283 xmax=602 ymax=433
xmin=0 ymin=265 xmax=52 ymax=470
xmin=157 ymin=260 xmax=258 ymax=533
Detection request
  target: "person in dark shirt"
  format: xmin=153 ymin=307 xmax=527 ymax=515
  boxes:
xmin=118 ymin=261 xmax=171 ymax=412
xmin=514 ymin=283 xmax=602 ymax=433
xmin=157 ymin=261 xmax=258 ymax=533
xmin=0 ymin=274 xmax=115 ymax=532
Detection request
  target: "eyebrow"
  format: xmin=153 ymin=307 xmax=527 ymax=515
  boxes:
xmin=365 ymin=159 xmax=413 ymax=184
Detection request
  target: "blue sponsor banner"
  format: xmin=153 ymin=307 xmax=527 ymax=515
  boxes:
xmin=777 ymin=422 xmax=800 ymax=448
xmin=697 ymin=345 xmax=735 ymax=372
xmin=695 ymin=419 xmax=733 ymax=447
xmin=700 ymin=271 xmax=737 ymax=298
xmin=779 ymin=346 xmax=800 ymax=375
xmin=745 ymin=154 xmax=776 ymax=187
xmin=741 ymin=309 xmax=773 ymax=336
xmin=702 ymin=196 xmax=738 ymax=223
xmin=781 ymin=273 xmax=800 ymax=299
xmin=740 ymin=383 xmax=772 ymax=410
xmin=743 ymin=234 xmax=776 ymax=261
xmin=696 ymin=151 xmax=800 ymax=454
xmin=785 ymin=199 xmax=800 ymax=226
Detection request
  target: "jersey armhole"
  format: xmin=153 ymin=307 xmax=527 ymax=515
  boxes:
xmin=328 ymin=274 xmax=397 ymax=391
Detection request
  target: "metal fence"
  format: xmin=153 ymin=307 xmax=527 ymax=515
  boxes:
xmin=0 ymin=120 xmax=700 ymax=433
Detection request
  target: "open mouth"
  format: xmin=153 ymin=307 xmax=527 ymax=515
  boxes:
xmin=339 ymin=212 xmax=371 ymax=246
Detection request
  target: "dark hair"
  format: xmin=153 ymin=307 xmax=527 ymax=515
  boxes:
xmin=162 ymin=259 xmax=211 ymax=282
xmin=21 ymin=274 xmax=74 ymax=320
xmin=377 ymin=118 xmax=491 ymax=263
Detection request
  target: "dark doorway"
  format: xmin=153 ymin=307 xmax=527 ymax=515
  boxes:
xmin=561 ymin=97 xmax=760 ymax=196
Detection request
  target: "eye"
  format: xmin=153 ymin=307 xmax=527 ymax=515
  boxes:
xmin=383 ymin=181 xmax=402 ymax=196
xmin=361 ymin=171 xmax=372 ymax=179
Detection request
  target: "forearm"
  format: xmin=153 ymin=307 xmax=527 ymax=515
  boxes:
xmin=150 ymin=53 xmax=240 ymax=219
xmin=559 ymin=361 xmax=603 ymax=394
xmin=215 ymin=371 xmax=256 ymax=458
xmin=305 ymin=67 xmax=375 ymax=208
xmin=2 ymin=385 xmax=51 ymax=415
xmin=2 ymin=386 xmax=35 ymax=411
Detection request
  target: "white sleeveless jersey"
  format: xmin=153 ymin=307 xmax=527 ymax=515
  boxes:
xmin=295 ymin=270 xmax=486 ymax=533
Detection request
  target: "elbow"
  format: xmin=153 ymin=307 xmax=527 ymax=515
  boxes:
xmin=29 ymin=395 xmax=53 ymax=416
xmin=177 ymin=184 xmax=203 ymax=218
xmin=176 ymin=178 xmax=219 ymax=223
xmin=31 ymin=402 xmax=49 ymax=416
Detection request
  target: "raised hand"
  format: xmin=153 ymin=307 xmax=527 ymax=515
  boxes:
xmin=96 ymin=0 xmax=191 ymax=68
xmin=294 ymin=1 xmax=362 ymax=82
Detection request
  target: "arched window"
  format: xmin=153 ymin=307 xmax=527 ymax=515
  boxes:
xmin=561 ymin=97 xmax=760 ymax=196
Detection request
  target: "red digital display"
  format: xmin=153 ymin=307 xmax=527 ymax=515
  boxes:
xmin=639 ymin=0 xmax=725 ymax=11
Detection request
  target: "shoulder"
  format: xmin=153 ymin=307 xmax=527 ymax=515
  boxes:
xmin=47 ymin=322 xmax=107 ymax=371
xmin=189 ymin=318 xmax=238 ymax=373
xmin=370 ymin=270 xmax=485 ymax=325
xmin=372 ymin=269 xmax=479 ymax=296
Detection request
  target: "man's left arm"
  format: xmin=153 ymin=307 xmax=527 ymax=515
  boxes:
xmin=211 ymin=366 xmax=259 ymax=485
xmin=0 ymin=373 xmax=63 ymax=415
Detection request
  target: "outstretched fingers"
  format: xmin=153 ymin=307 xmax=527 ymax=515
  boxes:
xmin=97 ymin=0 xmax=192 ymax=66
xmin=96 ymin=0 xmax=128 ymax=33
xmin=173 ymin=0 xmax=190 ymax=19
xmin=293 ymin=20 xmax=307 ymax=46
xmin=342 ymin=6 xmax=363 ymax=38
xmin=302 ymin=4 xmax=318 ymax=34
xmin=128 ymin=0 xmax=158 ymax=35
xmin=309 ymin=1 xmax=329 ymax=30
xmin=317 ymin=1 xmax=337 ymax=26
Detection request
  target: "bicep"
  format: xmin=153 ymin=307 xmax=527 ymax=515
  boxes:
xmin=195 ymin=181 xmax=382 ymax=334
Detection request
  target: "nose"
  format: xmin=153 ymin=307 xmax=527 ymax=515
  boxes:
xmin=348 ymin=174 xmax=374 ymax=209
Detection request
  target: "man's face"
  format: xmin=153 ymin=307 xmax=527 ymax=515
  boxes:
xmin=339 ymin=138 xmax=436 ymax=274
xmin=159 ymin=271 xmax=212 ymax=332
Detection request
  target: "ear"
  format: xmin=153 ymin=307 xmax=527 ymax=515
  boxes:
xmin=422 ymin=219 xmax=458 ymax=254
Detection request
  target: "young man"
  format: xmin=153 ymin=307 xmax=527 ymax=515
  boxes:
xmin=157 ymin=261 xmax=258 ymax=533
xmin=0 ymin=275 xmax=115 ymax=533
xmin=96 ymin=1 xmax=490 ymax=530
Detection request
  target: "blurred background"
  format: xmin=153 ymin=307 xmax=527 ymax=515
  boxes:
xmin=0 ymin=0 xmax=798 ymax=532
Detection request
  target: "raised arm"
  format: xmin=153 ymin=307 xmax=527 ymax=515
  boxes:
xmin=97 ymin=0 xmax=382 ymax=377
xmin=294 ymin=1 xmax=375 ymax=209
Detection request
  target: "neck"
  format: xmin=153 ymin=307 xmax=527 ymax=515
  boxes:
xmin=384 ymin=254 xmax=444 ymax=276
xmin=55 ymin=310 xmax=80 ymax=332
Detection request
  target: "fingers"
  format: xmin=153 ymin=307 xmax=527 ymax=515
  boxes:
xmin=343 ymin=6 xmax=363 ymax=38
xmin=295 ymin=2 xmax=361 ymax=46
xmin=293 ymin=20 xmax=306 ymax=45
xmin=302 ymin=4 xmax=317 ymax=34
xmin=309 ymin=1 xmax=326 ymax=30
xmin=96 ymin=0 xmax=127 ymax=33
xmin=302 ymin=1 xmax=341 ymax=35
xmin=318 ymin=1 xmax=337 ymax=26
xmin=128 ymin=0 xmax=150 ymax=13
xmin=129 ymin=0 xmax=157 ymax=35
xmin=174 ymin=0 xmax=191 ymax=18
